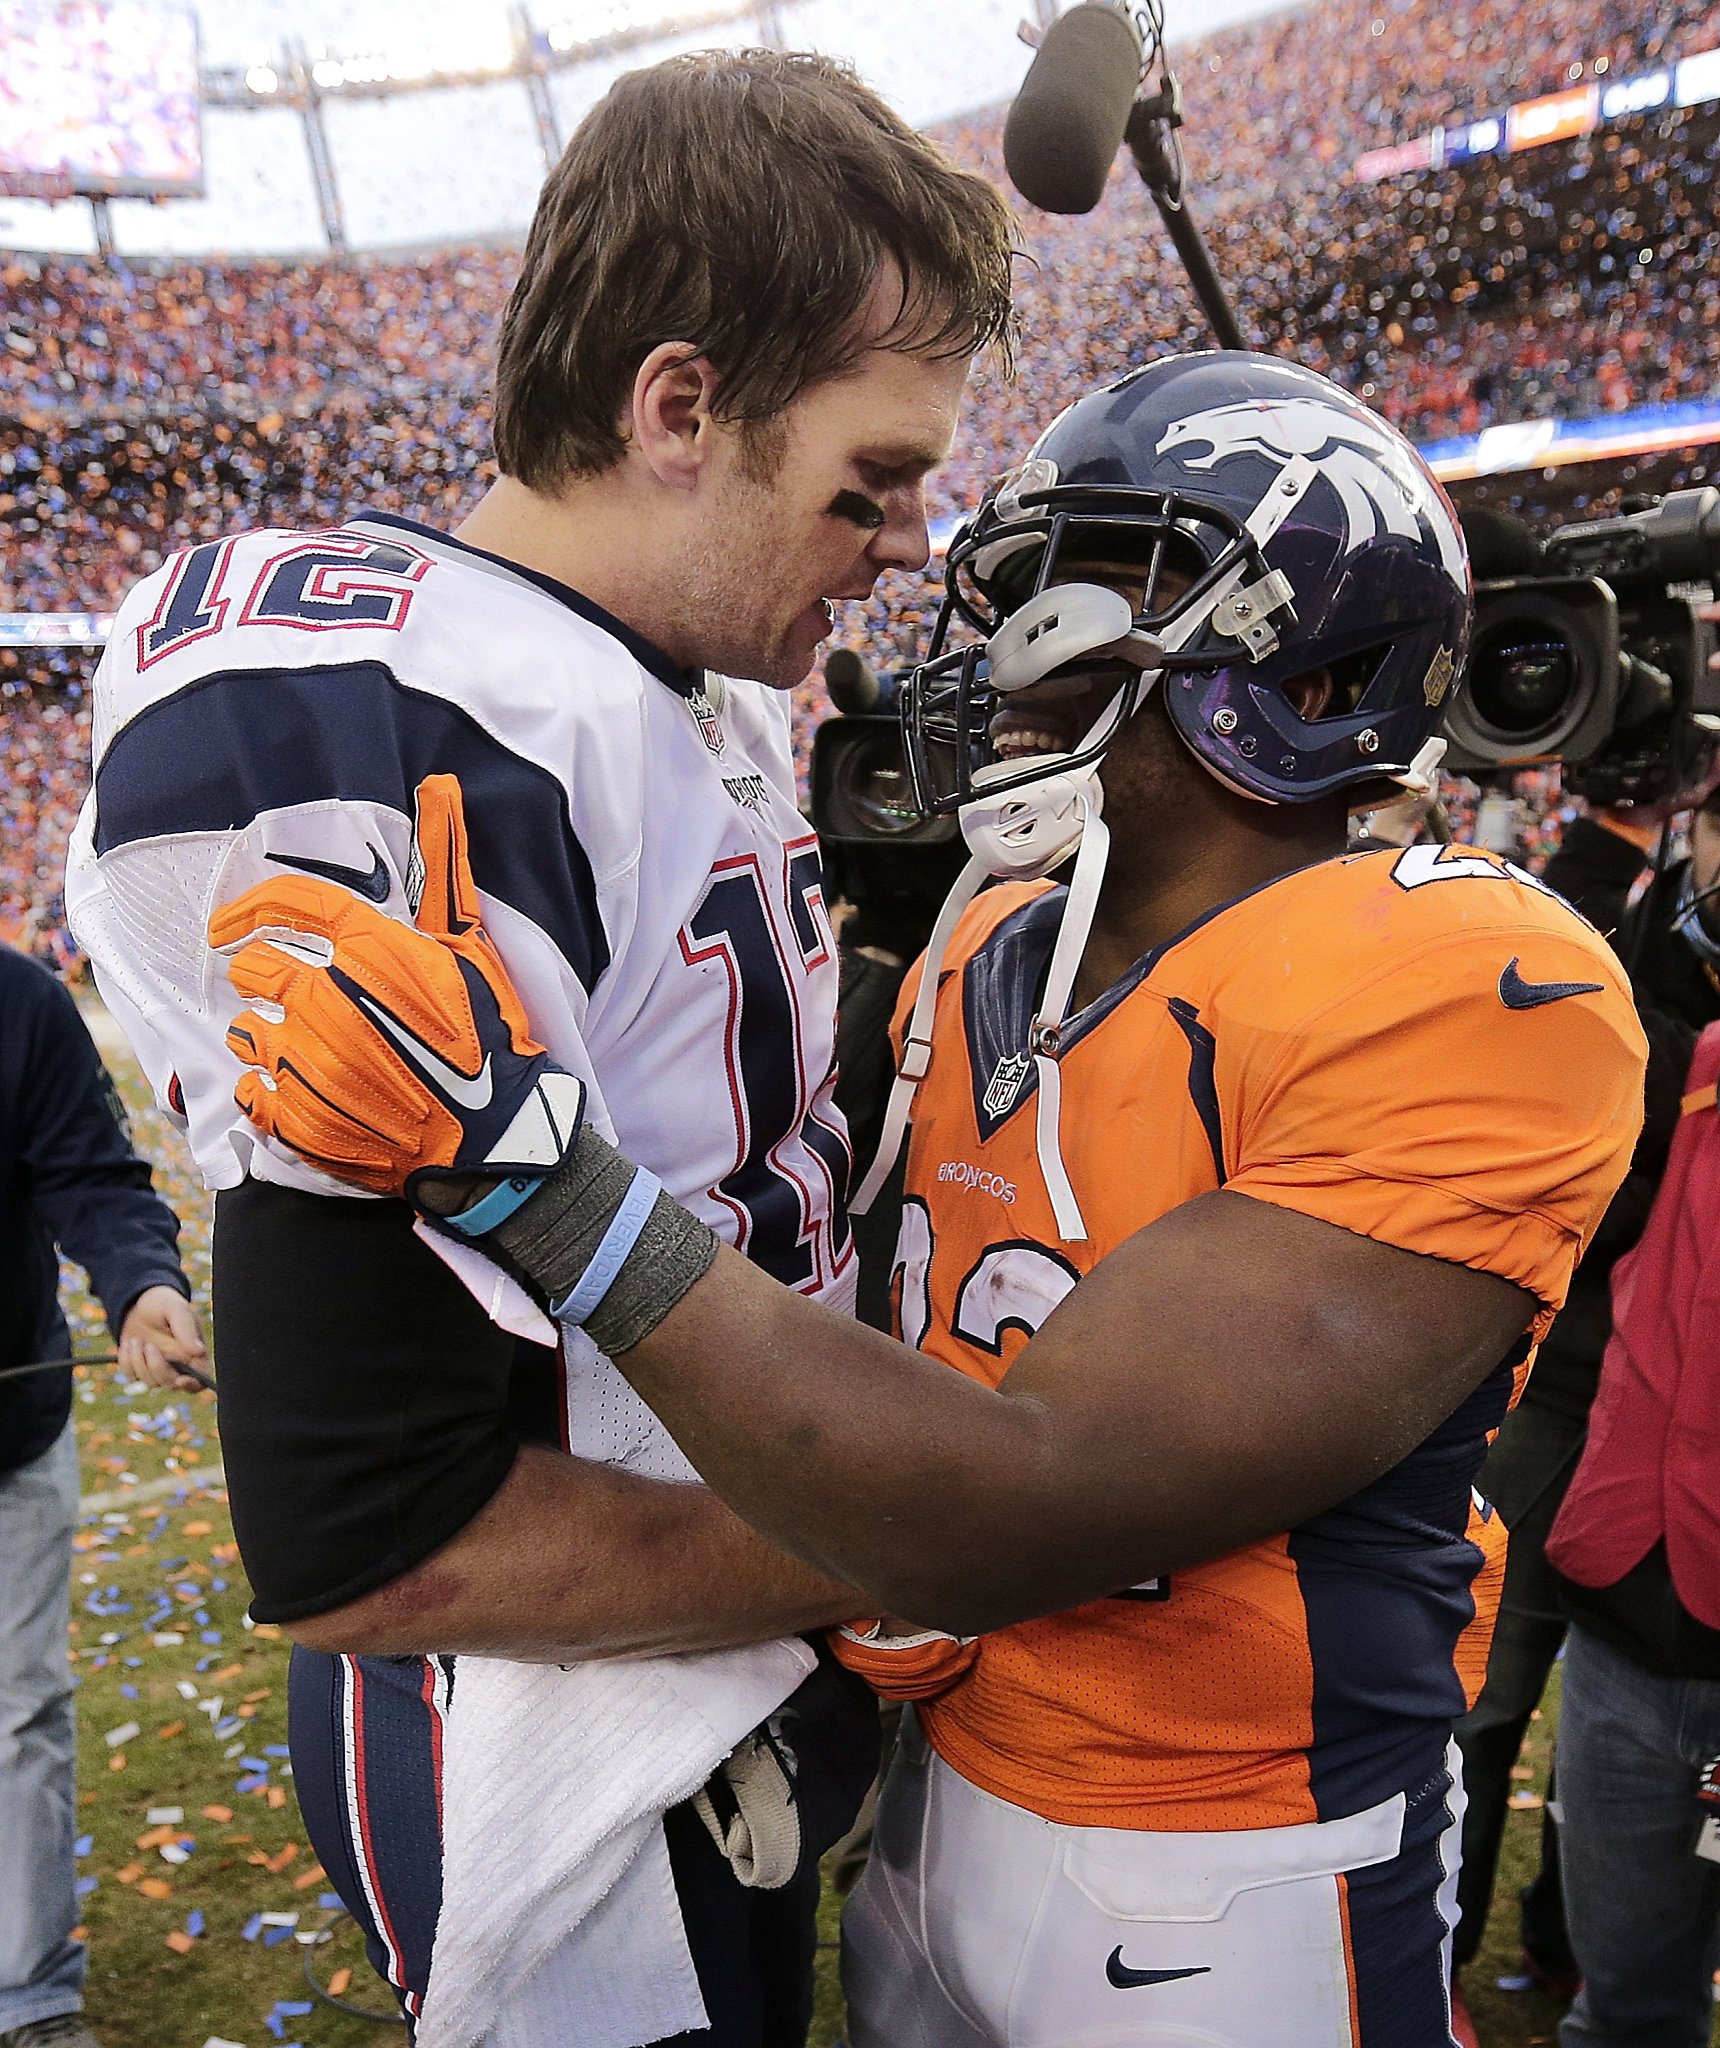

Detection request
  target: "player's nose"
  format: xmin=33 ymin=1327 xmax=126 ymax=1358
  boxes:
xmin=870 ymin=484 xmax=932 ymax=577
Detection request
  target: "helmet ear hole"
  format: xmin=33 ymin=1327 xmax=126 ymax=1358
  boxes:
xmin=1313 ymin=642 xmax=1395 ymax=721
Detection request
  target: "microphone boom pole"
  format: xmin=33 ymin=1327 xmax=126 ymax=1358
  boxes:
xmin=1124 ymin=77 xmax=1245 ymax=350
xmin=1004 ymin=2 xmax=1246 ymax=353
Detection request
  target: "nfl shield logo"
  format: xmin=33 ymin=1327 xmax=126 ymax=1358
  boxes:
xmin=984 ymin=1051 xmax=1032 ymax=1118
xmin=691 ymin=689 xmax=726 ymax=757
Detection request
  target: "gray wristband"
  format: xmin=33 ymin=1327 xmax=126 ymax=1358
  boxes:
xmin=486 ymin=1126 xmax=719 ymax=1356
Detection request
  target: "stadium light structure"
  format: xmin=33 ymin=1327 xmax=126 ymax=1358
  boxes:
xmin=205 ymin=2 xmax=804 ymax=108
xmin=192 ymin=0 xmax=811 ymax=248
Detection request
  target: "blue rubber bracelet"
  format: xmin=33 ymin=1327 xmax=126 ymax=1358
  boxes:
xmin=444 ymin=1174 xmax=545 ymax=1238
xmin=550 ymin=1167 xmax=663 ymax=1327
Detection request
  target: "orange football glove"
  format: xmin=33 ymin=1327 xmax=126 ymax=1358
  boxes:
xmin=209 ymin=774 xmax=586 ymax=1205
xmin=829 ymin=1621 xmax=978 ymax=1702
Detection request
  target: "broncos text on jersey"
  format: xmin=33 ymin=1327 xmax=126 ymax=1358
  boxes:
xmin=864 ymin=845 xmax=1644 ymax=1832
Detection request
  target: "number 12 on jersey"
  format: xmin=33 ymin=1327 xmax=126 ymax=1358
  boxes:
xmin=680 ymin=842 xmax=853 ymax=1292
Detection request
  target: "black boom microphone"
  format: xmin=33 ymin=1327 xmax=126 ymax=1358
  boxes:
xmin=824 ymin=646 xmax=882 ymax=714
xmin=1003 ymin=2 xmax=1144 ymax=214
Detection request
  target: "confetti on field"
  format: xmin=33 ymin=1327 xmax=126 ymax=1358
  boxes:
xmin=63 ymin=1047 xmax=403 ymax=2045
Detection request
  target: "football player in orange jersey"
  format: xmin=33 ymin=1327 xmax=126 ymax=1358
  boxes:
xmin=216 ymin=354 xmax=1647 ymax=2046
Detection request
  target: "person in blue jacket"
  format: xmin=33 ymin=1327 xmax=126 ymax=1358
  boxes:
xmin=0 ymin=943 xmax=205 ymax=2048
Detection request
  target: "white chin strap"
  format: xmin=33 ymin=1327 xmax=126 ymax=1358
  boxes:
xmin=1024 ymin=797 xmax=1109 ymax=1240
xmin=850 ymin=758 xmax=1112 ymax=1241
xmin=1395 ymin=735 xmax=1447 ymax=795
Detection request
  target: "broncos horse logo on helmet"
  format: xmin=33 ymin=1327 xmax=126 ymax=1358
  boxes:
xmin=1156 ymin=396 xmax=1469 ymax=586
xmin=901 ymin=349 xmax=1471 ymax=818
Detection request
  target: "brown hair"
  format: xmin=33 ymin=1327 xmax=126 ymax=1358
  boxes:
xmin=491 ymin=48 xmax=1017 ymax=486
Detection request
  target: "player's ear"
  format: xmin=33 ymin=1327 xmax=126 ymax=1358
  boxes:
xmin=627 ymin=343 xmax=721 ymax=494
xmin=1285 ymin=666 xmax=1335 ymax=721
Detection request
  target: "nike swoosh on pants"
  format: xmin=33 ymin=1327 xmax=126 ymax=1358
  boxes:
xmin=1104 ymin=1947 xmax=1212 ymax=1990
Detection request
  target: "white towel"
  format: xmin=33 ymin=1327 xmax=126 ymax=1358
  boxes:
xmin=414 ymin=1233 xmax=815 ymax=2048
xmin=421 ymin=1636 xmax=815 ymax=2048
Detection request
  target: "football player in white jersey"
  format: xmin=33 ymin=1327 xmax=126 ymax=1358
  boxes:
xmin=66 ymin=50 xmax=1014 ymax=2046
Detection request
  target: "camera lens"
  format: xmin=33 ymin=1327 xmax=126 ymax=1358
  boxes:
xmin=832 ymin=731 xmax=925 ymax=835
xmin=1466 ymin=628 xmax=1576 ymax=739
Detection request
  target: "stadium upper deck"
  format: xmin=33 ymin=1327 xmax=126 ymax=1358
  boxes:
xmin=3 ymin=0 xmax=1719 ymax=955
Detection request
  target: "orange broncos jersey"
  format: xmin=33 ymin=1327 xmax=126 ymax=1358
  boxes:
xmin=873 ymin=844 xmax=1646 ymax=1832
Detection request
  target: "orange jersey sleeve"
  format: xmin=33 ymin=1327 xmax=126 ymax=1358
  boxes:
xmin=1220 ymin=851 xmax=1647 ymax=1335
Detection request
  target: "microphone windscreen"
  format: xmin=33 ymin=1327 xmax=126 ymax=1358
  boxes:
xmin=1459 ymin=505 xmax=1545 ymax=581
xmin=1003 ymin=3 xmax=1143 ymax=215
xmin=824 ymin=646 xmax=881 ymax=714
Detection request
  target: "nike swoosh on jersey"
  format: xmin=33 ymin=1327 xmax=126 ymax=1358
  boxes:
xmin=348 ymin=985 xmax=495 ymax=1110
xmin=1104 ymin=1949 xmax=1211 ymax=1990
xmin=265 ymin=844 xmax=392 ymax=903
xmin=1498 ymin=956 xmax=1607 ymax=1010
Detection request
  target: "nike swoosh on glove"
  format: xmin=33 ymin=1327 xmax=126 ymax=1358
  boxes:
xmin=209 ymin=772 xmax=586 ymax=1207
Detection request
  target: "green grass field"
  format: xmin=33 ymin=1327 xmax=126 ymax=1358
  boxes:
xmin=61 ymin=1009 xmax=1702 ymax=2048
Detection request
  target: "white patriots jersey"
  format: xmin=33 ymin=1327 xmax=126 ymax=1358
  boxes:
xmin=66 ymin=511 xmax=856 ymax=1314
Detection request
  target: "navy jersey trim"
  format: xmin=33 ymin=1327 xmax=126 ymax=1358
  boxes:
xmin=93 ymin=658 xmax=610 ymax=993
xmin=352 ymin=510 xmax=701 ymax=699
xmin=1286 ymin=1342 xmax=1522 ymax=1820
xmin=1167 ymin=998 xmax=1226 ymax=1183
xmin=959 ymin=856 xmax=1342 ymax=1140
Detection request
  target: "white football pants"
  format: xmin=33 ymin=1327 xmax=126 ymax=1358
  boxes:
xmin=842 ymin=1712 xmax=1465 ymax=2048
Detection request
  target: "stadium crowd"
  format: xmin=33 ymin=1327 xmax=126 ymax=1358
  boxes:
xmin=5 ymin=0 xmax=1720 ymax=956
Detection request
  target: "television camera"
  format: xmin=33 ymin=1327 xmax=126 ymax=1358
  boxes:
xmin=1445 ymin=488 xmax=1720 ymax=806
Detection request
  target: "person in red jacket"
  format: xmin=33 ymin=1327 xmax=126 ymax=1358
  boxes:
xmin=1544 ymin=994 xmax=1720 ymax=2048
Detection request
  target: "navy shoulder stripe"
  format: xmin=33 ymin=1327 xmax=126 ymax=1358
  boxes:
xmin=93 ymin=661 xmax=610 ymax=993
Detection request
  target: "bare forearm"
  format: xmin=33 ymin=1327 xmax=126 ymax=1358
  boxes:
xmin=612 ymin=1197 xmax=1535 ymax=1633
xmin=614 ymin=1249 xmax=1094 ymax=1628
xmin=288 ymin=1444 xmax=862 ymax=1659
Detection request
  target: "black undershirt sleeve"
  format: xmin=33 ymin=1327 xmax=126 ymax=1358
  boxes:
xmin=213 ymin=1179 xmax=538 ymax=1623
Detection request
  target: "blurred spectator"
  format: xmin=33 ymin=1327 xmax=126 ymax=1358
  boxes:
xmin=1542 ymin=790 xmax=1720 ymax=2041
xmin=0 ymin=943 xmax=205 ymax=2048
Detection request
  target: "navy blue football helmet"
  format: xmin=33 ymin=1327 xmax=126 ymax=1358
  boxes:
xmin=903 ymin=351 xmax=1472 ymax=810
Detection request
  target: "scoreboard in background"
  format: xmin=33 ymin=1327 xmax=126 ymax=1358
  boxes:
xmin=0 ymin=0 xmax=202 ymax=199
xmin=1353 ymin=35 xmax=1720 ymax=184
